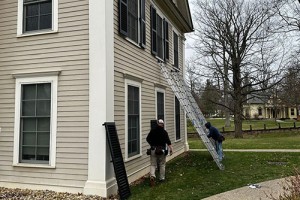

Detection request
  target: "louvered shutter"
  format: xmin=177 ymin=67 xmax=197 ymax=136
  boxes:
xmin=164 ymin=20 xmax=169 ymax=61
xmin=140 ymin=0 xmax=146 ymax=48
xmin=151 ymin=6 xmax=157 ymax=55
xmin=119 ymin=0 xmax=128 ymax=36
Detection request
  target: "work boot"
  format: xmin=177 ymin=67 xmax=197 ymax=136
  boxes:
xmin=150 ymin=176 xmax=155 ymax=187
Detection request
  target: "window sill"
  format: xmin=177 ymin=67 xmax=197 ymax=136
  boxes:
xmin=17 ymin=29 xmax=58 ymax=38
xmin=13 ymin=163 xmax=55 ymax=169
xmin=125 ymin=153 xmax=142 ymax=162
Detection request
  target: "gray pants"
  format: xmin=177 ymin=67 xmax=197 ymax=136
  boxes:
xmin=150 ymin=149 xmax=166 ymax=180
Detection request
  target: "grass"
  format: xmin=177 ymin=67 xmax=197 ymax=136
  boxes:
xmin=129 ymin=151 xmax=300 ymax=199
xmin=129 ymin=130 xmax=300 ymax=199
xmin=188 ymin=118 xmax=300 ymax=132
xmin=189 ymin=131 xmax=300 ymax=149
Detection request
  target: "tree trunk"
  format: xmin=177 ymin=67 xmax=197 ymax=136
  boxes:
xmin=234 ymin=95 xmax=243 ymax=138
xmin=223 ymin=47 xmax=231 ymax=127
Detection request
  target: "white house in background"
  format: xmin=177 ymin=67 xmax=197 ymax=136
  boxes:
xmin=0 ymin=0 xmax=193 ymax=198
xmin=243 ymin=95 xmax=298 ymax=119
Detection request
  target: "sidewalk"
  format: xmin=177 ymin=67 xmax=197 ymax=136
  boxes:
xmin=202 ymin=177 xmax=288 ymax=200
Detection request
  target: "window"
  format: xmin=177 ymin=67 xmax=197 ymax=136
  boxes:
xmin=175 ymin=97 xmax=181 ymax=140
xmin=126 ymin=81 xmax=141 ymax=158
xmin=13 ymin=75 xmax=58 ymax=167
xmin=291 ymin=108 xmax=295 ymax=115
xmin=18 ymin=0 xmax=58 ymax=35
xmin=119 ymin=0 xmax=146 ymax=47
xmin=258 ymin=107 xmax=262 ymax=115
xmin=151 ymin=6 xmax=169 ymax=61
xmin=156 ymin=90 xmax=165 ymax=121
xmin=173 ymin=31 xmax=179 ymax=68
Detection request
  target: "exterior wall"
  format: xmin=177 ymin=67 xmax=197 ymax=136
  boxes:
xmin=244 ymin=104 xmax=297 ymax=119
xmin=113 ymin=0 xmax=187 ymax=183
xmin=0 ymin=0 xmax=90 ymax=193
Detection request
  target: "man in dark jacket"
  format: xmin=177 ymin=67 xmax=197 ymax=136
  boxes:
xmin=205 ymin=122 xmax=224 ymax=161
xmin=146 ymin=119 xmax=173 ymax=186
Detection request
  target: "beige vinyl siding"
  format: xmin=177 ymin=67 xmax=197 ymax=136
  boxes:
xmin=113 ymin=0 xmax=187 ymax=180
xmin=0 ymin=0 xmax=89 ymax=191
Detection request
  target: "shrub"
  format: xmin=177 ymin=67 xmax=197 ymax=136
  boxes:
xmin=269 ymin=168 xmax=300 ymax=200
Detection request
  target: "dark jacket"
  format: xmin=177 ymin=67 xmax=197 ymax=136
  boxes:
xmin=205 ymin=122 xmax=222 ymax=142
xmin=146 ymin=126 xmax=171 ymax=147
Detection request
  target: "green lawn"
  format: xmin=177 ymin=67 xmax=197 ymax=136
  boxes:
xmin=189 ymin=131 xmax=300 ymax=149
xmin=129 ymin=130 xmax=300 ymax=199
xmin=188 ymin=118 xmax=300 ymax=132
xmin=129 ymin=151 xmax=299 ymax=199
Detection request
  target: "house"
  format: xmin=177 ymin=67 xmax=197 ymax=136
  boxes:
xmin=0 ymin=0 xmax=193 ymax=198
xmin=243 ymin=94 xmax=298 ymax=119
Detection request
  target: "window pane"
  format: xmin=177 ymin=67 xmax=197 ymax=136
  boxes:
xmin=36 ymin=100 xmax=51 ymax=116
xmin=37 ymin=83 xmax=51 ymax=99
xmin=26 ymin=4 xmax=39 ymax=16
xmin=26 ymin=17 xmax=39 ymax=31
xmin=23 ymin=132 xmax=36 ymax=146
xmin=36 ymin=147 xmax=49 ymax=161
xmin=37 ymin=118 xmax=50 ymax=131
xmin=22 ymin=147 xmax=35 ymax=160
xmin=40 ymin=15 xmax=52 ymax=29
xmin=37 ymin=132 xmax=50 ymax=146
xmin=40 ymin=2 xmax=52 ymax=14
xmin=22 ymin=84 xmax=36 ymax=100
xmin=22 ymin=100 xmax=36 ymax=116
xmin=22 ymin=118 xmax=37 ymax=132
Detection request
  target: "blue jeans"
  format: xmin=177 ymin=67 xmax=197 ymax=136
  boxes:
xmin=215 ymin=141 xmax=223 ymax=161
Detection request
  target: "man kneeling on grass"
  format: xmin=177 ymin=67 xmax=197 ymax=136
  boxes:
xmin=146 ymin=119 xmax=173 ymax=187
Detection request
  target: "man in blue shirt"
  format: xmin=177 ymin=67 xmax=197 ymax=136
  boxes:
xmin=205 ymin=122 xmax=224 ymax=161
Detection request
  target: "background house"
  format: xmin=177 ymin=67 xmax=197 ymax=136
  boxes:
xmin=243 ymin=94 xmax=298 ymax=119
xmin=0 ymin=0 xmax=193 ymax=198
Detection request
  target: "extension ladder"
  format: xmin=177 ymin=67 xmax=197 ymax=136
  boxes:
xmin=159 ymin=62 xmax=224 ymax=170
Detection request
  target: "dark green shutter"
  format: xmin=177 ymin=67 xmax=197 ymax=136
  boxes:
xmin=103 ymin=122 xmax=131 ymax=200
xmin=151 ymin=6 xmax=157 ymax=55
xmin=119 ymin=0 xmax=128 ymax=36
xmin=164 ymin=20 xmax=169 ymax=61
xmin=140 ymin=0 xmax=146 ymax=48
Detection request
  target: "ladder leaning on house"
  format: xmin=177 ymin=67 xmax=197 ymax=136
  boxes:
xmin=159 ymin=61 xmax=224 ymax=170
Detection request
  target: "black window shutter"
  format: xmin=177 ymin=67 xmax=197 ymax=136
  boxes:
xmin=103 ymin=122 xmax=131 ymax=200
xmin=140 ymin=0 xmax=146 ymax=48
xmin=164 ymin=20 xmax=169 ymax=61
xmin=119 ymin=0 xmax=128 ymax=36
xmin=151 ymin=6 xmax=157 ymax=55
xmin=173 ymin=32 xmax=179 ymax=68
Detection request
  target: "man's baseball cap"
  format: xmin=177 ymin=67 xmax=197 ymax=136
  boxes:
xmin=158 ymin=119 xmax=164 ymax=124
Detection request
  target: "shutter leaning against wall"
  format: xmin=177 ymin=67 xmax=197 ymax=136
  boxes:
xmin=151 ymin=6 xmax=157 ymax=55
xmin=164 ymin=19 xmax=169 ymax=61
xmin=140 ymin=0 xmax=146 ymax=48
xmin=119 ymin=0 xmax=128 ymax=36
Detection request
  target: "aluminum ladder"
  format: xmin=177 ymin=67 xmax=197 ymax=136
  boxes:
xmin=159 ymin=62 xmax=224 ymax=170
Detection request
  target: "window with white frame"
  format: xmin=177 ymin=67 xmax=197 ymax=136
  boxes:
xmin=151 ymin=6 xmax=169 ymax=61
xmin=126 ymin=80 xmax=141 ymax=158
xmin=14 ymin=75 xmax=57 ymax=167
xmin=175 ymin=96 xmax=181 ymax=140
xmin=156 ymin=90 xmax=165 ymax=121
xmin=291 ymin=108 xmax=295 ymax=115
xmin=18 ymin=0 xmax=58 ymax=35
xmin=119 ymin=0 xmax=146 ymax=48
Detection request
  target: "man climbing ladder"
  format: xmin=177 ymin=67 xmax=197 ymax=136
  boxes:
xmin=159 ymin=62 xmax=224 ymax=170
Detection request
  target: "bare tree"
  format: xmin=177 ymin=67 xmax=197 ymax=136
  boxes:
xmin=191 ymin=0 xmax=286 ymax=137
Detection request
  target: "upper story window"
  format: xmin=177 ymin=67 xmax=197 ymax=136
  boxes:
xmin=18 ymin=0 xmax=58 ymax=35
xmin=151 ymin=6 xmax=169 ymax=61
xmin=119 ymin=0 xmax=146 ymax=48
